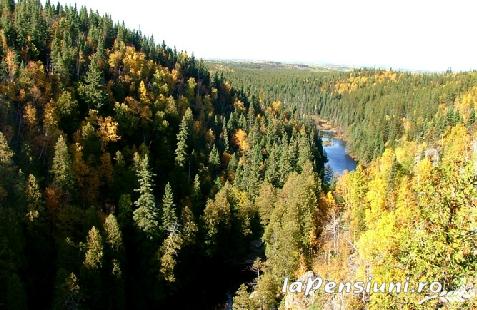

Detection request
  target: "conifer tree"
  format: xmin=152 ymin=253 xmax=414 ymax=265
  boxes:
xmin=175 ymin=108 xmax=193 ymax=167
xmin=78 ymin=59 xmax=106 ymax=110
xmin=192 ymin=174 xmax=200 ymax=198
xmin=132 ymin=153 xmax=159 ymax=239
xmin=104 ymin=214 xmax=122 ymax=253
xmin=208 ymin=144 xmax=220 ymax=167
xmin=84 ymin=226 xmax=104 ymax=270
xmin=51 ymin=135 xmax=73 ymax=190
xmin=222 ymin=122 xmax=229 ymax=152
xmin=233 ymin=284 xmax=254 ymax=310
xmin=52 ymin=270 xmax=82 ymax=310
xmin=25 ymin=174 xmax=43 ymax=222
xmin=161 ymin=182 xmax=177 ymax=233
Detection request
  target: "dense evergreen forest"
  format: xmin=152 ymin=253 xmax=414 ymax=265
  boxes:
xmin=211 ymin=62 xmax=477 ymax=309
xmin=211 ymin=62 xmax=477 ymax=163
xmin=0 ymin=1 xmax=326 ymax=309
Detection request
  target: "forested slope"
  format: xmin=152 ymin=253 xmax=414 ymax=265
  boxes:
xmin=213 ymin=62 xmax=477 ymax=309
xmin=0 ymin=1 xmax=326 ymax=309
xmin=212 ymin=62 xmax=477 ymax=163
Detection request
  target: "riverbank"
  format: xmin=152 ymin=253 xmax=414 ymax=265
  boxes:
xmin=309 ymin=115 xmax=360 ymax=165
xmin=310 ymin=116 xmax=346 ymax=140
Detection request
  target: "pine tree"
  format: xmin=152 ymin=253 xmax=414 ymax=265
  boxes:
xmin=222 ymin=122 xmax=229 ymax=152
xmin=175 ymin=108 xmax=192 ymax=167
xmin=193 ymin=174 xmax=200 ymax=197
xmin=264 ymin=145 xmax=279 ymax=186
xmin=161 ymin=182 xmax=177 ymax=233
xmin=132 ymin=153 xmax=159 ymax=239
xmin=278 ymin=136 xmax=292 ymax=186
xmin=51 ymin=135 xmax=73 ymax=190
xmin=25 ymin=174 xmax=43 ymax=222
xmin=208 ymin=144 xmax=220 ymax=167
xmin=297 ymin=133 xmax=313 ymax=172
xmin=78 ymin=59 xmax=106 ymax=110
xmin=83 ymin=226 xmax=104 ymax=270
xmin=104 ymin=214 xmax=122 ymax=253
xmin=52 ymin=270 xmax=82 ymax=310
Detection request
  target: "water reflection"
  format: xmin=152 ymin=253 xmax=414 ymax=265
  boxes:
xmin=320 ymin=131 xmax=357 ymax=179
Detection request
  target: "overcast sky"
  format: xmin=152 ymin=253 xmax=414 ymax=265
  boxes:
xmin=54 ymin=0 xmax=477 ymax=71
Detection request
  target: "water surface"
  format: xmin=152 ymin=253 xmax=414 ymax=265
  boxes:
xmin=321 ymin=134 xmax=357 ymax=177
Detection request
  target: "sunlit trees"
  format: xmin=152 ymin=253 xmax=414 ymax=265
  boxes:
xmin=51 ymin=135 xmax=74 ymax=191
xmin=78 ymin=59 xmax=106 ymax=110
xmin=175 ymin=107 xmax=193 ymax=167
xmin=161 ymin=182 xmax=177 ymax=233
xmin=0 ymin=2 xmax=335 ymax=308
xmin=0 ymin=131 xmax=13 ymax=164
xmin=83 ymin=226 xmax=104 ymax=270
xmin=104 ymin=214 xmax=123 ymax=253
xmin=132 ymin=153 xmax=159 ymax=239
xmin=25 ymin=174 xmax=43 ymax=222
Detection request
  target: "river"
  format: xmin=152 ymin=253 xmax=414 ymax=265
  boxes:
xmin=321 ymin=131 xmax=357 ymax=178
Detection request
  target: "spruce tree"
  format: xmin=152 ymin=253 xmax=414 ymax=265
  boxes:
xmin=161 ymin=182 xmax=177 ymax=233
xmin=52 ymin=270 xmax=82 ymax=310
xmin=208 ymin=144 xmax=220 ymax=167
xmin=78 ymin=59 xmax=106 ymax=110
xmin=222 ymin=122 xmax=229 ymax=152
xmin=51 ymin=135 xmax=73 ymax=190
xmin=192 ymin=174 xmax=200 ymax=198
xmin=132 ymin=153 xmax=159 ymax=239
xmin=175 ymin=108 xmax=192 ymax=167
xmin=83 ymin=226 xmax=104 ymax=270
xmin=104 ymin=214 xmax=122 ymax=253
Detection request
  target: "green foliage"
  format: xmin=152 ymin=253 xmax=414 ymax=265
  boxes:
xmin=233 ymin=284 xmax=254 ymax=310
xmin=104 ymin=214 xmax=122 ymax=253
xmin=83 ymin=226 xmax=104 ymax=270
xmin=161 ymin=182 xmax=177 ymax=234
xmin=132 ymin=153 xmax=159 ymax=238
xmin=25 ymin=174 xmax=43 ymax=222
xmin=78 ymin=60 xmax=107 ymax=110
xmin=208 ymin=144 xmax=220 ymax=167
xmin=0 ymin=3 xmax=330 ymax=308
xmin=264 ymin=163 xmax=320 ymax=281
xmin=175 ymin=108 xmax=192 ymax=167
xmin=0 ymin=131 xmax=13 ymax=164
xmin=52 ymin=270 xmax=82 ymax=310
xmin=51 ymin=135 xmax=74 ymax=190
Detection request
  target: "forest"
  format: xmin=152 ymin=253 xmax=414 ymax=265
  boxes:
xmin=0 ymin=1 xmax=476 ymax=309
xmin=0 ymin=1 xmax=326 ymax=309
xmin=211 ymin=62 xmax=477 ymax=309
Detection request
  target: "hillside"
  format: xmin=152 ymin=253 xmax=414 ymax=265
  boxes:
xmin=0 ymin=2 xmax=326 ymax=309
xmin=213 ymin=61 xmax=477 ymax=309
xmin=1 ymin=2 xmax=477 ymax=309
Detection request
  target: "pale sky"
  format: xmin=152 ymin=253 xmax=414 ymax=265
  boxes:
xmin=54 ymin=0 xmax=476 ymax=71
